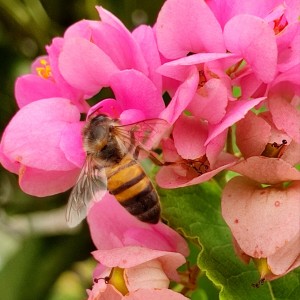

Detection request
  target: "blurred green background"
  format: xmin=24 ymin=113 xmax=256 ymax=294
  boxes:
xmin=0 ymin=1 xmax=165 ymax=300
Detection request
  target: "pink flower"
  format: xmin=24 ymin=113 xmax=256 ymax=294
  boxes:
xmin=236 ymin=111 xmax=300 ymax=164
xmin=156 ymin=0 xmax=278 ymax=83
xmin=224 ymin=108 xmax=300 ymax=281
xmin=0 ymin=98 xmax=84 ymax=196
xmin=87 ymin=194 xmax=189 ymax=256
xmin=87 ymin=246 xmax=188 ymax=300
xmin=15 ymin=41 xmax=89 ymax=112
xmin=156 ymin=97 xmax=265 ymax=188
xmin=222 ymin=174 xmax=300 ymax=281
xmin=58 ymin=6 xmax=161 ymax=97
xmin=152 ymin=0 xmax=284 ymax=189
xmin=0 ymin=67 xmax=168 ymax=197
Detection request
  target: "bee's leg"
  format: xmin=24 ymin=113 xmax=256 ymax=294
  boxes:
xmin=129 ymin=130 xmax=172 ymax=166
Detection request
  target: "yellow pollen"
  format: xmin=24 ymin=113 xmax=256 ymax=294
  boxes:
xmin=36 ymin=59 xmax=52 ymax=79
xmin=108 ymin=267 xmax=129 ymax=296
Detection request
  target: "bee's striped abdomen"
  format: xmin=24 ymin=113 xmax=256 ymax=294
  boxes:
xmin=106 ymin=156 xmax=160 ymax=223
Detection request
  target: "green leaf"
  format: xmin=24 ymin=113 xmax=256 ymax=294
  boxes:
xmin=0 ymin=227 xmax=93 ymax=300
xmin=159 ymin=181 xmax=300 ymax=299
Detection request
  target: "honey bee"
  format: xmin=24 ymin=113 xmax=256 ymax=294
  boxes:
xmin=66 ymin=114 xmax=169 ymax=227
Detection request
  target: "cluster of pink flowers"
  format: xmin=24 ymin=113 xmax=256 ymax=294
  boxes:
xmin=0 ymin=0 xmax=299 ymax=297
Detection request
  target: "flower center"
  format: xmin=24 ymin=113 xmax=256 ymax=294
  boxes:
xmin=36 ymin=59 xmax=52 ymax=80
xmin=261 ymin=140 xmax=287 ymax=158
xmin=108 ymin=267 xmax=129 ymax=296
xmin=226 ymin=59 xmax=246 ymax=79
xmin=273 ymin=15 xmax=288 ymax=35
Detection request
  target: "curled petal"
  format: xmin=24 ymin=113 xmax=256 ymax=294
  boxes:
xmin=125 ymin=288 xmax=189 ymax=299
xmin=1 ymin=98 xmax=81 ymax=171
xmin=156 ymin=0 xmax=225 ymax=59
xmin=95 ymin=6 xmax=148 ymax=74
xmin=188 ymin=78 xmax=228 ymax=124
xmin=224 ymin=15 xmax=277 ymax=83
xmin=92 ymin=246 xmax=186 ymax=281
xmin=59 ymin=37 xmax=119 ymax=95
xmin=132 ymin=25 xmax=162 ymax=90
xmin=160 ymin=67 xmax=199 ymax=124
xmin=205 ymin=97 xmax=266 ymax=146
xmin=173 ymin=115 xmax=207 ymax=159
xmin=269 ymin=92 xmax=300 ymax=143
xmin=110 ymin=70 xmax=165 ymax=118
xmin=236 ymin=112 xmax=272 ymax=158
xmin=59 ymin=122 xmax=85 ymax=168
xmin=267 ymin=234 xmax=300 ymax=277
xmin=87 ymin=194 xmax=189 ymax=256
xmin=222 ymin=177 xmax=300 ymax=259
xmin=125 ymin=260 xmax=169 ymax=290
xmin=19 ymin=166 xmax=79 ymax=196
xmin=87 ymin=99 xmax=122 ymax=119
xmin=230 ymin=157 xmax=300 ymax=184
xmin=156 ymin=153 xmax=237 ymax=188
xmin=15 ymin=75 xmax=62 ymax=108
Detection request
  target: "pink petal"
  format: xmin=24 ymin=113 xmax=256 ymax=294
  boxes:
xmin=161 ymin=138 xmax=181 ymax=162
xmin=87 ymin=99 xmax=122 ymax=119
xmin=205 ymin=97 xmax=266 ymax=146
xmin=232 ymin=72 xmax=263 ymax=100
xmin=236 ymin=112 xmax=272 ymax=158
xmin=285 ymin=0 xmax=300 ymax=23
xmin=59 ymin=121 xmax=85 ymax=168
xmin=59 ymin=37 xmax=119 ymax=95
xmin=110 ymin=70 xmax=165 ymax=118
xmin=15 ymin=75 xmax=62 ymax=108
xmin=281 ymin=140 xmax=300 ymax=166
xmin=125 ymin=260 xmax=169 ymax=291
xmin=206 ymin=130 xmax=228 ymax=166
xmin=267 ymin=233 xmax=300 ymax=277
xmin=88 ymin=283 xmax=123 ymax=300
xmin=46 ymin=38 xmax=89 ymax=113
xmin=173 ymin=115 xmax=207 ymax=159
xmin=87 ymin=194 xmax=189 ymax=256
xmin=156 ymin=0 xmax=225 ymax=59
xmin=156 ymin=153 xmax=237 ymax=188
xmin=0 ymin=145 xmax=19 ymax=174
xmin=125 ymin=288 xmax=189 ymax=300
xmin=1 ymin=98 xmax=81 ymax=171
xmin=96 ymin=6 xmax=129 ymax=34
xmin=222 ymin=177 xmax=300 ymax=258
xmin=224 ymin=15 xmax=277 ymax=83
xmin=160 ymin=67 xmax=199 ymax=124
xmin=207 ymin=0 xmax=284 ymax=28
xmin=119 ymin=109 xmax=146 ymax=125
xmin=63 ymin=19 xmax=94 ymax=40
xmin=132 ymin=25 xmax=162 ymax=90
xmin=188 ymin=78 xmax=228 ymax=124
xmin=157 ymin=53 xmax=236 ymax=82
xmin=95 ymin=6 xmax=148 ymax=74
xmin=269 ymin=92 xmax=300 ymax=143
xmin=19 ymin=166 xmax=80 ymax=196
xmin=93 ymin=246 xmax=185 ymax=281
xmin=230 ymin=157 xmax=300 ymax=184
xmin=277 ymin=23 xmax=300 ymax=72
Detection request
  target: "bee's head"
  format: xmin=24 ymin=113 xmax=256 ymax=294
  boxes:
xmin=83 ymin=115 xmax=112 ymax=153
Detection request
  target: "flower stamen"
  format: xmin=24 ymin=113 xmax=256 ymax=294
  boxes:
xmin=36 ymin=59 xmax=53 ymax=80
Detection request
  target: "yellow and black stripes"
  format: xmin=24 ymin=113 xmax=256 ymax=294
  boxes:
xmin=106 ymin=155 xmax=160 ymax=223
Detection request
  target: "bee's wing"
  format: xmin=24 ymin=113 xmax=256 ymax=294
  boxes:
xmin=113 ymin=118 xmax=170 ymax=154
xmin=66 ymin=156 xmax=107 ymax=228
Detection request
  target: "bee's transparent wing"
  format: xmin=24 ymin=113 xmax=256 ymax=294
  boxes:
xmin=66 ymin=156 xmax=107 ymax=228
xmin=114 ymin=118 xmax=170 ymax=152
